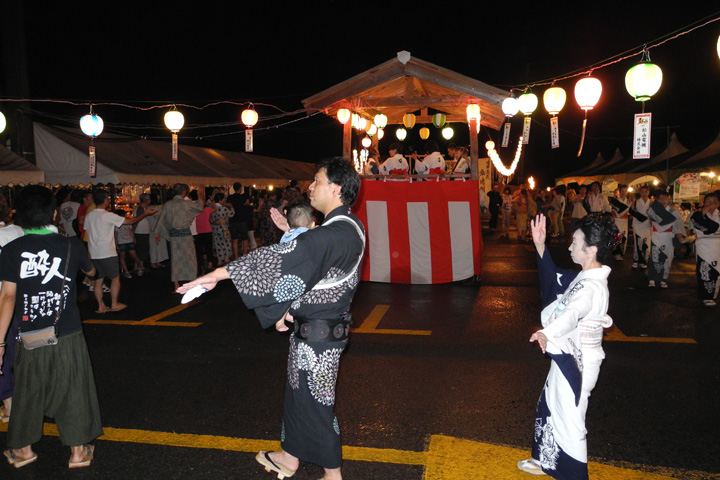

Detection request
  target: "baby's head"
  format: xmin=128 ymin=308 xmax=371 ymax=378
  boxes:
xmin=286 ymin=203 xmax=315 ymax=230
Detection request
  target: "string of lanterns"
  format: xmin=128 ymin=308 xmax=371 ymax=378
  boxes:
xmin=486 ymin=138 xmax=524 ymax=177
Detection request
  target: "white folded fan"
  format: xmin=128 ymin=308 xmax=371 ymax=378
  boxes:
xmin=181 ymin=285 xmax=208 ymax=304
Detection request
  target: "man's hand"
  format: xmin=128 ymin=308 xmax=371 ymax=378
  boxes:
xmin=276 ymin=310 xmax=294 ymax=332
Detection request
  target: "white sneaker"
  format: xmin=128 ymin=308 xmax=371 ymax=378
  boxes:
xmin=703 ymin=299 xmax=717 ymax=307
xmin=631 ymin=262 xmax=639 ymax=269
xmin=660 ymin=282 xmax=668 ymax=289
xmin=517 ymin=459 xmax=546 ymax=475
xmin=648 ymin=281 xmax=656 ymax=287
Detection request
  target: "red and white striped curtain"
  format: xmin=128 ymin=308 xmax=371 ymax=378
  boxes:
xmin=352 ymin=180 xmax=482 ymax=284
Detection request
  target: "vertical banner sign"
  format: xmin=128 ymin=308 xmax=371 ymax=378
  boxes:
xmin=522 ymin=117 xmax=531 ymax=145
xmin=245 ymin=130 xmax=254 ymax=152
xmin=171 ymin=133 xmax=178 ymax=161
xmin=88 ymin=146 xmax=96 ymax=178
xmin=501 ymin=122 xmax=511 ymax=148
xmin=633 ymin=113 xmax=652 ymax=159
xmin=550 ymin=116 xmax=560 ymax=149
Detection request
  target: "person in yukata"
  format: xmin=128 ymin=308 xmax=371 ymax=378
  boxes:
xmin=178 ymin=157 xmax=365 ymax=480
xmin=518 ymin=213 xmax=618 ymax=480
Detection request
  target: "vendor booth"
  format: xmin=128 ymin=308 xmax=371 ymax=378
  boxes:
xmin=303 ymin=51 xmax=506 ymax=283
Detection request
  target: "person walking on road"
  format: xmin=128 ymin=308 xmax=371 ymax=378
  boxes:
xmin=518 ymin=213 xmax=618 ymax=479
xmin=178 ymin=157 xmax=365 ymax=480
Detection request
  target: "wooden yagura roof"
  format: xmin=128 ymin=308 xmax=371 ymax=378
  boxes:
xmin=302 ymin=51 xmax=508 ymax=130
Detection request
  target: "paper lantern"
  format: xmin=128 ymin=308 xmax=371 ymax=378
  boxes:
xmin=374 ymin=113 xmax=388 ymax=129
xmin=80 ymin=114 xmax=104 ymax=137
xmin=377 ymin=128 xmax=385 ymax=140
xmin=432 ymin=113 xmax=446 ymax=128
xmin=575 ymin=77 xmax=602 ymax=110
xmin=403 ymin=113 xmax=416 ymax=129
xmin=466 ymin=104 xmax=481 ymax=123
xmin=518 ymin=92 xmax=538 ymax=115
xmin=351 ymin=113 xmax=360 ymax=129
xmin=502 ymin=97 xmax=519 ymax=117
xmin=356 ymin=117 xmax=367 ymax=131
xmin=396 ymin=127 xmax=407 ymax=141
xmin=543 ymin=87 xmax=567 ymax=115
xmin=625 ymin=63 xmax=663 ymax=102
xmin=441 ymin=126 xmax=453 ymax=140
xmin=0 ymin=111 xmax=6 ymax=134
xmin=419 ymin=127 xmax=430 ymax=140
xmin=485 ymin=140 xmax=495 ymax=150
xmin=241 ymin=108 xmax=258 ymax=128
xmin=337 ymin=108 xmax=351 ymax=124
xmin=164 ymin=110 xmax=184 ymax=132
xmin=367 ymin=124 xmax=378 ymax=136
xmin=361 ymin=136 xmax=372 ymax=148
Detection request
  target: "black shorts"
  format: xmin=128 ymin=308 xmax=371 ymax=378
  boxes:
xmin=229 ymin=222 xmax=249 ymax=241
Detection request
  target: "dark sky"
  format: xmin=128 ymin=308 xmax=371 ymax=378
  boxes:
xmin=5 ymin=1 xmax=720 ymax=187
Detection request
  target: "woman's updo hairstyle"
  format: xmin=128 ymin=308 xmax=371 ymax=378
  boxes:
xmin=576 ymin=215 xmax=620 ymax=263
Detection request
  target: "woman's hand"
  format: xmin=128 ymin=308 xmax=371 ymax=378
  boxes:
xmin=529 ymin=331 xmax=548 ymax=354
xmin=270 ymin=208 xmax=289 ymax=232
xmin=530 ymin=214 xmax=547 ymax=257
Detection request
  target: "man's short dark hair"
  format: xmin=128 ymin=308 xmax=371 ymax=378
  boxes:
xmin=16 ymin=185 xmax=57 ymax=229
xmin=286 ymin=203 xmax=315 ymax=229
xmin=93 ymin=189 xmax=109 ymax=206
xmin=233 ymin=182 xmax=242 ymax=192
xmin=317 ymin=157 xmax=361 ymax=207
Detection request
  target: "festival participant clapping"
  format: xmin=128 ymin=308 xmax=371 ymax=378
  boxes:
xmin=517 ymin=214 xmax=617 ymax=478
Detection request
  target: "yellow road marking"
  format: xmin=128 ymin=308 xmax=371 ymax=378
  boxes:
xmin=351 ymin=305 xmax=432 ymax=336
xmin=83 ymin=301 xmax=202 ymax=327
xmin=0 ymin=423 xmax=685 ymax=479
xmin=605 ymin=325 xmax=696 ymax=344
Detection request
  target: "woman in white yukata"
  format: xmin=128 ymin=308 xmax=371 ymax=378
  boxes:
xmin=518 ymin=214 xmax=618 ymax=479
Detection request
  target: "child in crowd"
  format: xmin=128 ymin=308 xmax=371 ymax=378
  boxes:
xmin=280 ymin=203 xmax=316 ymax=243
xmin=115 ymin=211 xmax=145 ymax=278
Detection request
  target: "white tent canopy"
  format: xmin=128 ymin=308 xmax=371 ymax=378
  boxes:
xmin=34 ymin=123 xmax=316 ymax=187
xmin=0 ymin=144 xmax=44 ymax=186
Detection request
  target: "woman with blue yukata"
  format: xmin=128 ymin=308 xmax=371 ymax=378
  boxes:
xmin=518 ymin=214 xmax=618 ymax=479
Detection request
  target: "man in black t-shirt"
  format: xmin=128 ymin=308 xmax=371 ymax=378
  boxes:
xmin=0 ymin=185 xmax=103 ymax=469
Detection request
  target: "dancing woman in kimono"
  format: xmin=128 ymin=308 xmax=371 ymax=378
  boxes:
xmin=518 ymin=214 xmax=618 ymax=479
xmin=690 ymin=192 xmax=720 ymax=307
xmin=178 ymin=158 xmax=364 ymax=480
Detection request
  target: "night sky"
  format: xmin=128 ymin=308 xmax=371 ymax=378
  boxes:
xmin=4 ymin=1 xmax=720 ymax=187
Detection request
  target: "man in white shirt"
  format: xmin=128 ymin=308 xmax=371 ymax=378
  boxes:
xmin=84 ymin=190 xmax=155 ymax=313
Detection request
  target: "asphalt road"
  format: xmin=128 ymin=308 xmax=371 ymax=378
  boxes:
xmin=1 ymin=224 xmax=718 ymax=480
